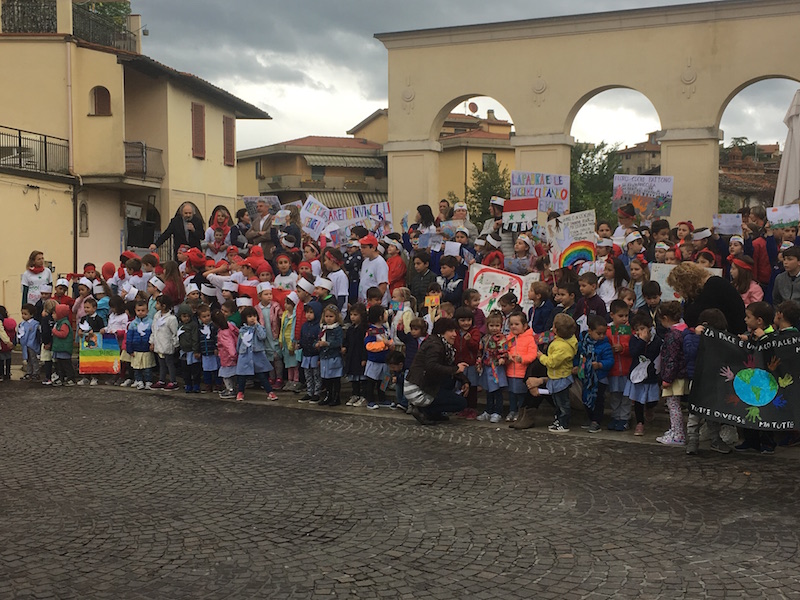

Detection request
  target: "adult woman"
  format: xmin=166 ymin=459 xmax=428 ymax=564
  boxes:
xmin=412 ymin=205 xmax=436 ymax=234
xmin=160 ymin=261 xmax=186 ymax=307
xmin=204 ymin=206 xmax=235 ymax=247
xmin=451 ymin=202 xmax=479 ymax=242
xmin=666 ymin=261 xmax=746 ymax=334
xmin=404 ymin=318 xmax=469 ymax=425
xmin=21 ymin=250 xmax=52 ymax=306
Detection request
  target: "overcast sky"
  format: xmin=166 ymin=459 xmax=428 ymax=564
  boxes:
xmin=133 ymin=0 xmax=799 ymax=151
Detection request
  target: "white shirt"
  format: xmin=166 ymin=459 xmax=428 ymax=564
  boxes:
xmin=21 ymin=268 xmax=52 ymax=305
xmin=274 ymin=272 xmax=298 ymax=291
xmin=359 ymin=255 xmax=389 ymax=305
xmin=327 ymin=269 xmax=349 ymax=315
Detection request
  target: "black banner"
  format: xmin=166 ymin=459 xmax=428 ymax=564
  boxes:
xmin=689 ymin=328 xmax=799 ymax=431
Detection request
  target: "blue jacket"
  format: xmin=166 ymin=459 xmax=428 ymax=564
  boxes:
xmin=300 ymin=302 xmax=321 ymax=357
xmin=683 ymin=331 xmax=701 ymax=379
xmin=437 ymin=274 xmax=464 ymax=305
xmin=198 ymin=322 xmax=218 ymax=356
xmin=628 ymin=333 xmax=662 ymax=384
xmin=575 ymin=332 xmax=614 ymax=381
xmin=528 ymin=299 xmax=555 ymax=334
xmin=319 ymin=324 xmax=343 ymax=360
xmin=396 ymin=328 xmax=425 ymax=370
xmin=126 ymin=317 xmax=152 ymax=353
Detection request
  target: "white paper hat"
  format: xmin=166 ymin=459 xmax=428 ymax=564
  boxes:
xmin=490 ymin=196 xmax=506 ymax=207
xmin=453 ymin=202 xmax=469 ymax=213
xmin=624 ymin=232 xmax=643 ymax=246
xmin=185 ymin=283 xmax=200 ymax=294
xmin=257 ymin=282 xmax=272 ymax=294
xmin=124 ymin=287 xmax=138 ymax=301
xmin=222 ymin=280 xmax=239 ymax=292
xmin=287 ymin=291 xmax=299 ymax=305
xmin=150 ymin=277 xmax=165 ymax=291
xmin=78 ymin=277 xmax=93 ymax=288
xmin=597 ymin=238 xmax=614 ymax=248
xmin=693 ymin=227 xmax=712 ymax=241
xmin=236 ymin=297 xmax=253 ymax=307
xmin=314 ymin=277 xmax=333 ymax=291
xmin=56 ymin=278 xmax=70 ymax=288
xmin=40 ymin=284 xmax=53 ymax=293
xmin=486 ymin=235 xmax=501 ymax=248
xmin=201 ymin=283 xmax=217 ymax=297
xmin=297 ymin=277 xmax=315 ymax=294
xmin=92 ymin=284 xmax=105 ymax=295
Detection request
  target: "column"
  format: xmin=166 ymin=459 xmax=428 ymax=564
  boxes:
xmin=657 ymin=127 xmax=722 ymax=228
xmin=384 ymin=140 xmax=441 ymax=229
xmin=56 ymin=0 xmax=73 ymax=35
xmin=510 ymin=134 xmax=574 ymax=176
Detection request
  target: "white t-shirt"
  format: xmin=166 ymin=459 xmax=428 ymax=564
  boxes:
xmin=21 ymin=268 xmax=53 ymax=305
xmin=359 ymin=255 xmax=389 ymax=305
xmin=327 ymin=269 xmax=349 ymax=315
xmin=274 ymin=272 xmax=298 ymax=291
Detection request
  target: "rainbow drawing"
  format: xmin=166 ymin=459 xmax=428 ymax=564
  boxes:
xmin=79 ymin=333 xmax=121 ymax=375
xmin=559 ymin=240 xmax=595 ymax=268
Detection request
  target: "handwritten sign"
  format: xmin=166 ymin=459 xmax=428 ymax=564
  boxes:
xmin=546 ymin=210 xmax=597 ymax=268
xmin=300 ymin=195 xmax=330 ymax=239
xmin=467 ymin=264 xmax=540 ymax=315
xmin=768 ymin=204 xmax=800 ymax=228
xmin=440 ymin=220 xmax=465 ymax=239
xmin=506 ymin=171 xmax=570 ymax=231
xmin=328 ymin=201 xmax=393 ymax=238
xmin=612 ymin=175 xmax=673 ymax=219
xmin=712 ymin=213 xmax=743 ymax=236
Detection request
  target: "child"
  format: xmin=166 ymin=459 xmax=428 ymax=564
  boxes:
xmin=18 ymin=304 xmax=41 ymax=381
xmin=273 ymin=252 xmax=299 ymax=291
xmin=38 ymin=300 xmax=57 ymax=385
xmin=177 ymin=303 xmax=201 ymax=393
xmin=576 ymin=314 xmax=614 ymax=433
xmin=299 ymin=302 xmax=322 ymax=403
xmin=386 ymin=350 xmax=407 ymax=409
xmin=344 ymin=302 xmax=369 ymax=406
xmin=504 ymin=311 xmax=538 ymax=422
xmin=0 ymin=306 xmax=15 ymax=381
xmin=76 ymin=298 xmax=104 ymax=386
xmin=344 ymin=241 xmax=363 ymax=305
xmin=303 ymin=241 xmax=323 ymax=278
xmin=453 ymin=306 xmax=481 ymax=414
xmin=72 ymin=276 xmax=94 ymax=321
xmin=234 ymin=306 xmax=277 ymax=402
xmin=606 ymin=299 xmax=633 ymax=431
xmin=365 ymin=286 xmax=384 ymax=309
xmin=498 ymin=292 xmax=521 ymax=335
xmin=317 ymin=304 xmax=344 ymax=406
xmin=654 ymin=241 xmax=670 ymax=264
xmin=574 ymin=272 xmax=609 ymax=327
xmin=548 ymin=282 xmax=578 ymax=330
xmin=527 ymin=282 xmax=555 ymax=334
xmin=538 ymin=313 xmax=578 ymax=433
xmin=476 ymin=311 xmax=508 ymax=423
xmin=642 ymin=281 xmax=666 ymax=338
xmin=51 ymin=304 xmax=76 ymax=386
xmin=213 ymin=309 xmax=239 ymax=399
xmin=730 ymin=255 xmax=764 ymax=305
xmin=150 ymin=295 xmax=179 ymax=390
xmin=409 ymin=251 xmax=437 ymax=312
xmin=437 ymin=255 xmax=464 ymax=305
xmin=505 ymin=234 xmax=535 ymax=275
xmin=197 ymin=304 xmax=221 ymax=392
xmin=258 ymin=282 xmax=283 ymax=388
xmin=620 ymin=231 xmax=645 ymax=272
xmin=625 ymin=312 xmax=663 ymax=436
xmin=627 ymin=258 xmax=650 ymax=311
xmin=126 ymin=299 xmax=155 ymax=390
xmin=93 ymin=282 xmax=110 ymax=323
xmin=657 ymin=301 xmax=688 ymax=445
xmin=423 ymin=282 xmax=443 ymax=333
xmin=618 ymin=288 xmax=636 ymax=312
xmin=598 ymin=258 xmax=629 ymax=312
xmin=390 ymin=287 xmax=416 ymax=345
xmin=321 ymin=248 xmax=349 ymax=312
xmin=384 ymin=236 xmax=407 ymax=295
xmin=394 ymin=316 xmax=427 ymax=411
xmin=463 ymin=288 xmax=486 ymax=335
xmin=103 ymin=296 xmax=130 ymax=386
xmin=364 ymin=305 xmax=393 ymax=409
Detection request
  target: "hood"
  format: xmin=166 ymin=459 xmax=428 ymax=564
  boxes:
xmin=564 ymin=335 xmax=579 ymax=353
xmin=54 ymin=304 xmax=70 ymax=320
xmin=304 ymin=300 xmax=322 ymax=323
xmin=209 ymin=205 xmax=234 ymax=228
xmin=177 ymin=303 xmax=194 ymax=318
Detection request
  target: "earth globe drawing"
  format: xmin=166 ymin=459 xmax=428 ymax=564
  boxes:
xmin=721 ymin=355 xmax=791 ymax=422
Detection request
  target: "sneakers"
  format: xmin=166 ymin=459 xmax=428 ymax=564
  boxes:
xmin=298 ymin=395 xmax=311 ymax=403
xmin=89 ymin=377 xmax=98 ymax=386
xmin=489 ymin=413 xmax=502 ymax=424
xmin=77 ymin=378 xmax=90 ymax=386
xmin=607 ymin=419 xmax=629 ymax=432
xmin=184 ymin=385 xmax=193 ymax=393
xmin=151 ymin=381 xmax=165 ymax=389
xmin=266 ymin=392 xmax=278 ymax=401
xmin=308 ymin=396 xmax=320 ymax=404
xmin=548 ymin=423 xmax=570 ymax=433
xmin=41 ymin=379 xmax=52 ymax=386
xmin=580 ymin=421 xmax=592 ymax=430
xmin=144 ymin=382 xmax=153 ymax=390
xmin=656 ymin=431 xmax=685 ymax=446
xmin=367 ymin=402 xmax=379 ymax=410
xmin=352 ymin=396 xmax=367 ymax=407
xmin=761 ymin=445 xmax=776 ymax=455
xmin=477 ymin=411 xmax=491 ymax=422
xmin=273 ymin=378 xmax=284 ymax=390
xmin=634 ymin=423 xmax=645 ymax=436
xmin=685 ymin=439 xmax=699 ymax=455
xmin=120 ymin=379 xmax=133 ymax=387
xmin=236 ymin=392 xmax=244 ymax=401
xmin=346 ymin=395 xmax=358 ymax=406
xmin=710 ymin=439 xmax=732 ymax=454
xmin=135 ymin=381 xmax=145 ymax=390
xmin=505 ymin=411 xmax=518 ymax=422
xmin=192 ymin=385 xmax=201 ymax=394
xmin=410 ymin=406 xmax=434 ymax=426
xmin=219 ymin=389 xmax=236 ymax=399
xmin=164 ymin=382 xmax=177 ymax=391
xmin=588 ymin=422 xmax=601 ymax=433
xmin=734 ymin=441 xmax=758 ymax=453
xmin=63 ymin=380 xmax=76 ymax=387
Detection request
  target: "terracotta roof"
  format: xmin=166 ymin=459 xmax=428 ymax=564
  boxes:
xmin=758 ymin=144 xmax=780 ymax=153
xmin=346 ymin=108 xmax=388 ymax=135
xmin=617 ymin=142 xmax=661 ymax=153
xmin=281 ymin=136 xmax=383 ymax=149
xmin=445 ymin=113 xmax=481 ymax=122
xmin=719 ymin=171 xmax=778 ymax=198
xmin=440 ymin=129 xmax=510 ymax=141
xmin=238 ymin=136 xmax=382 ymax=159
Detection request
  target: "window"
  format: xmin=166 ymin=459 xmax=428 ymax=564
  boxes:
xmin=255 ymin=160 xmax=263 ymax=179
xmin=311 ymin=166 xmax=325 ymax=181
xmin=625 ymin=153 xmax=631 ymax=160
xmin=191 ymin=103 xmax=205 ymax=159
xmin=482 ymin=153 xmax=496 ymax=171
xmin=223 ymin=115 xmax=235 ymax=167
xmin=652 ymin=152 xmax=657 ymax=158
xmin=79 ymin=201 xmax=89 ymax=236
xmin=89 ymin=86 xmax=111 ymax=116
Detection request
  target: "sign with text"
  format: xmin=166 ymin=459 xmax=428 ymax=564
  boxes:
xmin=467 ymin=263 xmax=540 ymax=316
xmin=328 ymin=201 xmax=393 ymax=238
xmin=300 ymin=195 xmax=330 ymax=239
xmin=546 ymin=210 xmax=597 ymax=268
xmin=612 ymin=175 xmax=673 ymax=220
xmin=506 ymin=171 xmax=570 ymax=231
xmin=712 ymin=213 xmax=743 ymax=236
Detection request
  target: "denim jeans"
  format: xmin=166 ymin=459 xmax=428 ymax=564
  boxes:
xmin=395 ymin=370 xmax=408 ymax=408
xmin=133 ymin=367 xmax=152 ymax=383
xmin=552 ymin=388 xmax=571 ymax=428
xmin=157 ymin=353 xmax=177 ymax=383
xmin=509 ymin=392 xmax=527 ymax=414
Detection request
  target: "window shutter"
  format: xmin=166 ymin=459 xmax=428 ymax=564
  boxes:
xmin=223 ymin=115 xmax=235 ymax=167
xmin=192 ymin=103 xmax=205 ymax=159
xmin=92 ymin=87 xmax=111 ymax=116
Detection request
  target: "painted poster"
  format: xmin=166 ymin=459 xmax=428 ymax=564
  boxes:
xmin=767 ymin=204 xmax=800 ymax=228
xmin=242 ymin=195 xmax=280 ymax=222
xmin=612 ymin=175 xmax=673 ymax=219
xmin=712 ymin=213 xmax=743 ymax=236
xmin=440 ymin=220 xmax=465 ymax=239
xmin=506 ymin=171 xmax=570 ymax=231
xmin=300 ymin=195 xmax=330 ymax=239
xmin=689 ymin=327 xmax=800 ymax=431
xmin=79 ymin=333 xmax=121 ymax=375
xmin=545 ymin=210 xmax=597 ymax=268
xmin=650 ymin=264 xmax=722 ymax=301
xmin=467 ymin=264 xmax=540 ymax=316
xmin=328 ymin=201 xmax=393 ymax=238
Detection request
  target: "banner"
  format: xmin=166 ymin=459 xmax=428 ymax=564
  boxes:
xmin=79 ymin=333 xmax=121 ymax=375
xmin=506 ymin=171 xmax=570 ymax=231
xmin=712 ymin=213 xmax=743 ymax=236
xmin=546 ymin=210 xmax=596 ymax=268
xmin=767 ymin=204 xmax=800 ymax=228
xmin=327 ymin=201 xmax=392 ymax=239
xmin=612 ymin=175 xmax=673 ymax=220
xmin=242 ymin=195 xmax=280 ymax=223
xmin=650 ymin=264 xmax=722 ymax=301
xmin=467 ymin=263 xmax=540 ymax=315
xmin=689 ymin=327 xmax=800 ymax=431
xmin=300 ymin=195 xmax=330 ymax=239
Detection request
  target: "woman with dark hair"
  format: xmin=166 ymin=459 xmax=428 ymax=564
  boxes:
xmin=414 ymin=205 xmax=436 ymax=233
xmin=160 ymin=261 xmax=186 ymax=307
xmin=667 ymin=262 xmax=746 ymax=334
xmin=404 ymin=317 xmax=469 ymax=425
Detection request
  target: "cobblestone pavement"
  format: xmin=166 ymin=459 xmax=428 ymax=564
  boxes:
xmin=2 ymin=383 xmax=800 ymax=599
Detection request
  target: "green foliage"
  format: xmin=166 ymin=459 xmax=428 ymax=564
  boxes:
xmin=466 ymin=160 xmax=510 ymax=226
xmin=718 ymin=195 xmax=741 ymax=213
xmin=570 ymin=142 xmax=621 ymax=226
xmin=85 ymin=2 xmax=132 ymax=30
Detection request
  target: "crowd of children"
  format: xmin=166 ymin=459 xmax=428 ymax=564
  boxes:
xmin=7 ymin=200 xmax=800 ymax=456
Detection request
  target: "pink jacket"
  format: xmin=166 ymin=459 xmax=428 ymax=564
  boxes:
xmin=217 ymin=322 xmax=239 ymax=368
xmin=740 ymin=280 xmax=764 ymax=306
xmin=258 ymin=300 xmax=283 ymax=338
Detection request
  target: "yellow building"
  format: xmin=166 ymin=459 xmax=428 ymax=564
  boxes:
xmin=616 ymin=132 xmax=662 ymax=176
xmin=0 ymin=0 xmax=268 ymax=317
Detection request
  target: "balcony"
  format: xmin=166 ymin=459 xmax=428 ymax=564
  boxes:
xmin=262 ymin=174 xmax=387 ymax=194
xmin=124 ymin=141 xmax=165 ymax=181
xmin=1 ymin=0 xmax=138 ymax=53
xmin=0 ymin=125 xmax=69 ymax=175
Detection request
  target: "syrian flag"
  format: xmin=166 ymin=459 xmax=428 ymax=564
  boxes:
xmin=502 ymin=198 xmax=538 ymax=232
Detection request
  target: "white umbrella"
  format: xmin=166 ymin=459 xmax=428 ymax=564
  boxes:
xmin=774 ymin=90 xmax=800 ymax=207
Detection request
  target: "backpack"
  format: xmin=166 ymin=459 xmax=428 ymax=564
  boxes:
xmin=1 ymin=318 xmax=17 ymax=353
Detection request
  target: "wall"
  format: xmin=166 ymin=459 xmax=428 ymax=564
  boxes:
xmin=76 ymin=188 xmax=124 ymax=271
xmin=236 ymin=157 xmax=260 ymax=197
xmin=123 ymin=69 xmax=169 ymax=152
xmin=0 ymin=172 xmax=73 ymax=322
xmin=353 ymin=115 xmax=389 ymax=144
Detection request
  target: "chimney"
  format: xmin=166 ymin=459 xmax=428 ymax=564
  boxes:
xmin=487 ymin=109 xmax=496 ymax=121
xmin=127 ymin=14 xmax=143 ymax=54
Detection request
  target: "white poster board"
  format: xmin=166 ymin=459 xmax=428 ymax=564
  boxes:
xmin=467 ymin=263 xmax=540 ymax=315
xmin=712 ymin=213 xmax=743 ymax=236
xmin=545 ymin=210 xmax=597 ymax=268
xmin=300 ymin=195 xmax=330 ymax=239
xmin=612 ymin=175 xmax=673 ymax=220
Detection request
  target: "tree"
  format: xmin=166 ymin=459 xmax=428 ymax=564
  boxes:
xmin=570 ymin=142 xmax=621 ymax=226
xmin=85 ymin=2 xmax=132 ymax=30
xmin=465 ymin=160 xmax=510 ymax=226
xmin=730 ymin=136 xmax=750 ymax=147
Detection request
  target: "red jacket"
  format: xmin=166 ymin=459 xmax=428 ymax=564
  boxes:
xmin=453 ymin=327 xmax=481 ymax=365
xmin=606 ymin=324 xmax=632 ymax=377
xmin=751 ymin=236 xmax=771 ymax=286
xmin=386 ymin=255 xmax=407 ymax=295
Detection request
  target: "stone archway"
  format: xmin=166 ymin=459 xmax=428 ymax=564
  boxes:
xmin=377 ymin=0 xmax=800 ymax=228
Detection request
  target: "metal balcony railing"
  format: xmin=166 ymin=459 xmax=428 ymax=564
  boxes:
xmin=72 ymin=3 xmax=138 ymax=52
xmin=0 ymin=125 xmax=69 ymax=174
xmin=124 ymin=141 xmax=165 ymax=180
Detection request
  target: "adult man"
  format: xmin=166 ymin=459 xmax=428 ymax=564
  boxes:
xmin=358 ymin=234 xmax=389 ymax=305
xmin=245 ymin=198 xmax=276 ymax=259
xmin=480 ymin=197 xmax=514 ymax=258
xmin=150 ymin=202 xmax=204 ymax=260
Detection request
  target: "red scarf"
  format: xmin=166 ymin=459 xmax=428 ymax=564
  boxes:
xmin=28 ymin=266 xmax=45 ymax=274
xmin=213 ymin=210 xmax=232 ymax=239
